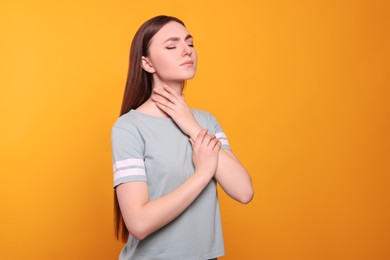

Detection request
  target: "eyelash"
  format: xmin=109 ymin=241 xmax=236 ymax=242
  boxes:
xmin=166 ymin=44 xmax=194 ymax=50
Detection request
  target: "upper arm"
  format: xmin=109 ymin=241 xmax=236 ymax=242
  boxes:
xmin=116 ymin=181 xmax=149 ymax=231
xmin=220 ymin=148 xmax=239 ymax=161
xmin=111 ymin=125 xmax=149 ymax=232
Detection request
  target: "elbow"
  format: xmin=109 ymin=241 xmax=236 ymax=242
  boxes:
xmin=127 ymin=221 xmax=149 ymax=241
xmin=238 ymin=188 xmax=254 ymax=204
xmin=130 ymin=228 xmax=147 ymax=241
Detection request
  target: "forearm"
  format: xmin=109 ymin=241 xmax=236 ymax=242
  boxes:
xmin=128 ymin=172 xmax=211 ymax=240
xmin=215 ymin=149 xmax=254 ymax=204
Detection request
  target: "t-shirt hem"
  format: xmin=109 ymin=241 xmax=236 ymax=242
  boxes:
xmin=169 ymin=249 xmax=225 ymax=260
xmin=113 ymin=176 xmax=147 ymax=188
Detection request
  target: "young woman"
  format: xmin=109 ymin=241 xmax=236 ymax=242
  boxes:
xmin=111 ymin=15 xmax=254 ymax=260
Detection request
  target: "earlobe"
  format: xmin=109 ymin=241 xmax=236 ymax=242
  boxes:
xmin=141 ymin=56 xmax=155 ymax=73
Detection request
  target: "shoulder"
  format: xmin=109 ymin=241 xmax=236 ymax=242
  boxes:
xmin=111 ymin=111 xmax=143 ymax=141
xmin=191 ymin=108 xmax=222 ymax=131
xmin=192 ymin=108 xmax=221 ymax=122
xmin=112 ymin=110 xmax=138 ymax=132
xmin=111 ymin=112 xmax=145 ymax=153
xmin=191 ymin=108 xmax=213 ymax=120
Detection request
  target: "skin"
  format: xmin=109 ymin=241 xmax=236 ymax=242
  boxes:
xmin=116 ymin=21 xmax=254 ymax=241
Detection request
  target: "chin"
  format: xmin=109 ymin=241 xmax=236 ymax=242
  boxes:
xmin=173 ymin=74 xmax=196 ymax=81
xmin=184 ymin=71 xmax=197 ymax=80
xmin=185 ymin=74 xmax=196 ymax=80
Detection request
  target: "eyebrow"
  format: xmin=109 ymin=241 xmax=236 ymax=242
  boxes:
xmin=163 ymin=34 xmax=193 ymax=43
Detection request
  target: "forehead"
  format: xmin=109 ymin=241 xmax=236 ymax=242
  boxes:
xmin=151 ymin=21 xmax=191 ymax=43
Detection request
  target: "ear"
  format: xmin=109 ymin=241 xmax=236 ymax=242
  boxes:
xmin=141 ymin=56 xmax=156 ymax=73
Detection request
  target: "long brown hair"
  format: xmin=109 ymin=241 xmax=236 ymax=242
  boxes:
xmin=115 ymin=15 xmax=186 ymax=243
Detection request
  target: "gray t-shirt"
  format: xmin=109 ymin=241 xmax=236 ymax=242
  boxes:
xmin=111 ymin=109 xmax=231 ymax=260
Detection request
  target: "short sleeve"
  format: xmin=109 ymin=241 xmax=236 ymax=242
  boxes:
xmin=111 ymin=126 xmax=147 ymax=188
xmin=208 ymin=113 xmax=232 ymax=150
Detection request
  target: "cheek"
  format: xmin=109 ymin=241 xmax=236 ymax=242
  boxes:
xmin=152 ymin=53 xmax=174 ymax=71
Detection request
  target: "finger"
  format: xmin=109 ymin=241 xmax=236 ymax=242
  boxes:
xmin=163 ymin=84 xmax=180 ymax=98
xmin=195 ymin=129 xmax=207 ymax=146
xmin=151 ymin=93 xmax=170 ymax=104
xmin=154 ymin=87 xmax=177 ymax=104
xmin=163 ymin=84 xmax=189 ymax=106
xmin=159 ymin=85 xmax=189 ymax=109
xmin=161 ymin=84 xmax=178 ymax=98
xmin=151 ymin=94 xmax=176 ymax=110
xmin=203 ymin=134 xmax=215 ymax=146
xmin=208 ymin=137 xmax=219 ymax=149
xmin=154 ymin=100 xmax=174 ymax=116
xmin=213 ymin=140 xmax=222 ymax=152
xmin=208 ymin=134 xmax=217 ymax=143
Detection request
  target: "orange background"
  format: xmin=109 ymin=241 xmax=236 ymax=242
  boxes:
xmin=1 ymin=0 xmax=389 ymax=259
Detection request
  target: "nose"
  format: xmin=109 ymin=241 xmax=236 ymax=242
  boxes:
xmin=182 ymin=42 xmax=193 ymax=56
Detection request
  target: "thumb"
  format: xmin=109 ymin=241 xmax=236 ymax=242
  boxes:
xmin=189 ymin=138 xmax=194 ymax=146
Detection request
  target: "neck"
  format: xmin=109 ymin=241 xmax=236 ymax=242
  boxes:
xmin=152 ymin=78 xmax=184 ymax=95
xmin=135 ymin=78 xmax=185 ymax=118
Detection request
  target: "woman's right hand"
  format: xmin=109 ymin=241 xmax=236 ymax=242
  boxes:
xmin=190 ymin=129 xmax=221 ymax=179
xmin=151 ymin=85 xmax=202 ymax=141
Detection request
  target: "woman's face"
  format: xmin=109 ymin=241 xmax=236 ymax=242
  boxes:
xmin=142 ymin=21 xmax=197 ymax=83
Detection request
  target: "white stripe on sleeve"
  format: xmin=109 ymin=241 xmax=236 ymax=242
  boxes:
xmin=215 ymin=132 xmax=227 ymax=139
xmin=114 ymin=168 xmax=146 ymax=182
xmin=113 ymin=158 xmax=145 ymax=171
xmin=220 ymin=139 xmax=229 ymax=146
xmin=215 ymin=132 xmax=230 ymax=146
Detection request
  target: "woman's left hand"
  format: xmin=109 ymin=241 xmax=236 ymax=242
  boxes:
xmin=151 ymin=84 xmax=202 ymax=140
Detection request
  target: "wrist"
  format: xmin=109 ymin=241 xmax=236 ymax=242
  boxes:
xmin=189 ymin=125 xmax=202 ymax=141
xmin=192 ymin=169 xmax=213 ymax=185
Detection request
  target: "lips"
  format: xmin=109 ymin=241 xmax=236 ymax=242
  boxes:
xmin=180 ymin=60 xmax=193 ymax=66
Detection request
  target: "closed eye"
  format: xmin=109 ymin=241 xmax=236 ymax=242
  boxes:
xmin=165 ymin=43 xmax=194 ymax=49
